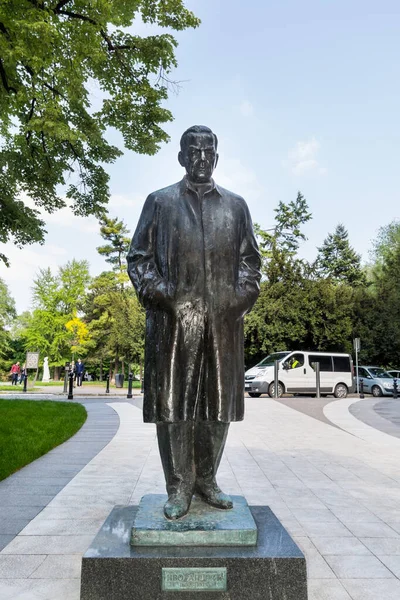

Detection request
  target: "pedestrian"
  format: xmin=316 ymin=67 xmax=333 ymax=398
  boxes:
xmin=10 ymin=361 xmax=20 ymax=385
xmin=19 ymin=363 xmax=26 ymax=385
xmin=75 ymin=358 xmax=85 ymax=387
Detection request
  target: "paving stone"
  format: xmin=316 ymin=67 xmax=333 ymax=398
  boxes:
xmin=0 ymin=555 xmax=45 ymax=578
xmin=0 ymin=536 xmax=14 ymax=552
xmin=310 ymin=536 xmax=372 ymax=556
xmin=325 ymin=555 xmax=394 ymax=579
xmin=360 ymin=537 xmax=400 ymax=555
xmin=344 ymin=521 xmax=400 ymax=539
xmin=341 ymin=578 xmax=400 ymax=600
xmin=1 ymin=534 xmax=94 ymax=555
xmin=308 ymin=579 xmax=352 ymax=600
xmin=30 ymin=555 xmax=82 ymax=579
xmin=0 ymin=519 xmax=30 ymax=535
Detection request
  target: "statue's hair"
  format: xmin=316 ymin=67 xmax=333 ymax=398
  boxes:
xmin=180 ymin=125 xmax=218 ymax=151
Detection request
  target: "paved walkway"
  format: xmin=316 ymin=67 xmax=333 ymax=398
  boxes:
xmin=0 ymin=403 xmax=119 ymax=552
xmin=1 ymin=397 xmax=400 ymax=599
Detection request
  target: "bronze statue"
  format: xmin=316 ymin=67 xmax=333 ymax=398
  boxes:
xmin=127 ymin=126 xmax=261 ymax=520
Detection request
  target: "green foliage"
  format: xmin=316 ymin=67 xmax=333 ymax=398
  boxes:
xmin=97 ymin=216 xmax=131 ymax=272
xmin=84 ymin=269 xmax=145 ymax=372
xmin=21 ymin=259 xmax=90 ymax=363
xmin=367 ymin=241 xmax=400 ymax=367
xmin=254 ymin=191 xmax=312 ymax=283
xmin=316 ymin=224 xmax=366 ymax=286
xmin=0 ymin=400 xmax=86 ymax=480
xmin=0 ymin=0 xmax=200 ymax=263
xmin=0 ymin=278 xmax=16 ymax=371
xmin=245 ymin=195 xmax=362 ymax=366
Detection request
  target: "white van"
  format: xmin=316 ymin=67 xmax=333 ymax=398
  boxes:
xmin=245 ymin=351 xmax=354 ymax=398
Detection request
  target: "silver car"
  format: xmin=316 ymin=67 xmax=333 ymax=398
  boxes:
xmin=355 ymin=366 xmax=395 ymax=397
xmin=387 ymin=370 xmax=400 ymax=379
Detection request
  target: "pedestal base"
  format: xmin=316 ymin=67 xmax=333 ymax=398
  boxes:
xmin=80 ymin=505 xmax=307 ymax=600
xmin=132 ymin=494 xmax=257 ymax=547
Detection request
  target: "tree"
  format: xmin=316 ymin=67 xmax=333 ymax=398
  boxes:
xmin=255 ymin=191 xmax=312 ymax=281
xmin=0 ymin=1 xmax=200 ymax=264
xmin=245 ymin=193 xmax=312 ymax=363
xmin=316 ymin=224 xmax=366 ymax=285
xmin=83 ymin=271 xmax=145 ymax=378
xmin=0 ymin=278 xmax=16 ymax=372
xmin=97 ymin=216 xmax=131 ymax=273
xmin=22 ymin=260 xmax=91 ymax=369
xmin=366 ymin=240 xmax=400 ymax=366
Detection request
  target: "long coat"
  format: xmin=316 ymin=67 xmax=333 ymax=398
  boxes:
xmin=127 ymin=177 xmax=261 ymax=423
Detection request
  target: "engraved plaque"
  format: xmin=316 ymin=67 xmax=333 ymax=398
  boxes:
xmin=162 ymin=567 xmax=227 ymax=592
xmin=26 ymin=352 xmax=39 ymax=369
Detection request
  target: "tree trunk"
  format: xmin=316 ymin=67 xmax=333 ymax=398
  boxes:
xmin=99 ymin=361 xmax=103 ymax=382
xmin=53 ymin=366 xmax=60 ymax=381
xmin=114 ymin=355 xmax=118 ymax=382
xmin=121 ymin=359 xmax=125 ymax=377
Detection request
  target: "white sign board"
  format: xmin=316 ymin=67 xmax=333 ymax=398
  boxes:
xmin=26 ymin=352 xmax=40 ymax=369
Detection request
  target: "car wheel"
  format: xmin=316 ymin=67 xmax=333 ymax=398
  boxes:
xmin=248 ymin=392 xmax=261 ymax=398
xmin=334 ymin=383 xmax=348 ymax=398
xmin=268 ymin=382 xmax=284 ymax=398
xmin=371 ymin=385 xmax=383 ymax=397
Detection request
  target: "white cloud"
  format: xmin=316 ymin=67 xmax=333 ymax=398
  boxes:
xmin=45 ymin=207 xmax=99 ymax=233
xmin=215 ymin=157 xmax=263 ymax=204
xmin=239 ymin=101 xmax=254 ymax=117
xmin=286 ymin=137 xmax=327 ymax=176
xmin=108 ymin=194 xmax=145 ymax=209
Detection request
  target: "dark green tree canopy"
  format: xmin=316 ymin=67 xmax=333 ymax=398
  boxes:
xmin=0 ymin=0 xmax=200 ymax=264
xmin=255 ymin=191 xmax=312 ymax=283
xmin=97 ymin=216 xmax=131 ymax=272
xmin=316 ymin=223 xmax=366 ymax=286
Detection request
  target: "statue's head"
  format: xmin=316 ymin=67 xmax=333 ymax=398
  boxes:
xmin=178 ymin=125 xmax=219 ymax=184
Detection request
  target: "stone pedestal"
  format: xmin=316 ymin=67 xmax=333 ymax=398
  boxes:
xmin=132 ymin=495 xmax=257 ymax=547
xmin=80 ymin=500 xmax=307 ymax=600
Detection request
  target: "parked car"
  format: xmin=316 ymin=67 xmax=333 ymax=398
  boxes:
xmin=355 ymin=366 xmax=395 ymax=397
xmin=387 ymin=370 xmax=400 ymax=379
xmin=245 ymin=351 xmax=354 ymax=398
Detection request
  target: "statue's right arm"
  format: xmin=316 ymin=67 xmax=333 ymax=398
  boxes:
xmin=127 ymin=194 xmax=174 ymax=310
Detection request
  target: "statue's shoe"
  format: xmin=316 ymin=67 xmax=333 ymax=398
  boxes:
xmin=164 ymin=492 xmax=192 ymax=520
xmin=194 ymin=482 xmax=233 ymax=510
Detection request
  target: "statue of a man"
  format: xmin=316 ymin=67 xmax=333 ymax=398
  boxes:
xmin=127 ymin=126 xmax=261 ymax=520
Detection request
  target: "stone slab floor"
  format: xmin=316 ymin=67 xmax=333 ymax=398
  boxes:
xmin=2 ymin=397 xmax=400 ymax=599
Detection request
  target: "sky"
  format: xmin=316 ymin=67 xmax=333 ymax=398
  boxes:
xmin=1 ymin=0 xmax=400 ymax=313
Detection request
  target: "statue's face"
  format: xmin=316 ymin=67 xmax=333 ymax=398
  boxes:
xmin=179 ymin=133 xmax=218 ymax=184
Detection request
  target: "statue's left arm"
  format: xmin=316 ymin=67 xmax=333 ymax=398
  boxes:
xmin=236 ymin=201 xmax=262 ymax=315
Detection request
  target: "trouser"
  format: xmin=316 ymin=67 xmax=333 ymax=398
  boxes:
xmin=12 ymin=373 xmax=18 ymax=385
xmin=156 ymin=421 xmax=229 ymax=498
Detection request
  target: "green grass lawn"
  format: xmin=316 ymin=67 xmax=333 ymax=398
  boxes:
xmin=0 ymin=400 xmax=87 ymax=481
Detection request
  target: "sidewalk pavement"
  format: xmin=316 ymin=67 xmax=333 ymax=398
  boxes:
xmin=2 ymin=396 xmax=400 ymax=599
xmin=0 ymin=384 xmax=142 ymax=399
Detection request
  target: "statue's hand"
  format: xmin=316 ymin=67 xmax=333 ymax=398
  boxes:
xmin=230 ymin=282 xmax=258 ymax=318
xmin=143 ymin=280 xmax=175 ymax=311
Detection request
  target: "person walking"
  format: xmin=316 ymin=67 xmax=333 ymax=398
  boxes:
xmin=19 ymin=363 xmax=26 ymax=385
xmin=10 ymin=362 xmax=20 ymax=385
xmin=75 ymin=359 xmax=85 ymax=387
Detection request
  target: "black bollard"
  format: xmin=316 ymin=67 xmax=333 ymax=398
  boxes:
xmin=23 ymin=370 xmax=27 ymax=393
xmin=359 ymin=378 xmax=364 ymax=399
xmin=393 ymin=378 xmax=398 ymax=400
xmin=127 ymin=372 xmax=133 ymax=399
xmin=106 ymin=374 xmax=110 ymax=394
xmin=63 ymin=362 xmax=70 ymax=394
xmin=68 ymin=371 xmax=74 ymax=400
